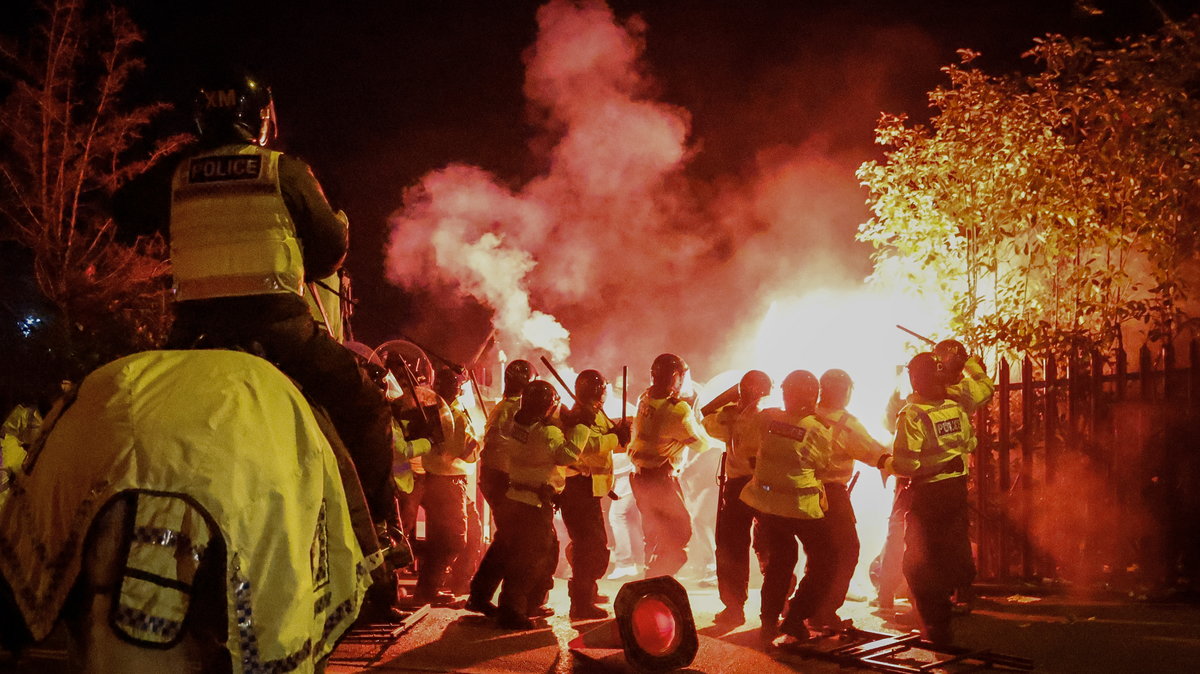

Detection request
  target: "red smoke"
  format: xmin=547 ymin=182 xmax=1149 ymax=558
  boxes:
xmin=385 ymin=0 xmax=938 ymax=381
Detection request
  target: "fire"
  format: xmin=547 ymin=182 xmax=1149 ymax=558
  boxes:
xmin=700 ymin=284 xmax=953 ymax=589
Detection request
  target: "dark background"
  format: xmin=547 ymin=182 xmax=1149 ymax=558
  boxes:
xmin=2 ymin=0 xmax=1195 ymax=352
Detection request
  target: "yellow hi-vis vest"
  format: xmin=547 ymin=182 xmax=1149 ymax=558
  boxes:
xmin=739 ymin=408 xmax=832 ymax=519
xmin=629 ymin=391 xmax=706 ymax=469
xmin=892 ymin=397 xmax=975 ymax=484
xmin=481 ymin=396 xmax=521 ymax=473
xmin=815 ymin=406 xmax=886 ymax=486
xmin=701 ymin=403 xmax=762 ymax=480
xmin=504 ymin=420 xmax=585 ymax=508
xmin=566 ymin=409 xmax=620 ymax=497
xmin=947 ymin=355 xmax=995 ymax=414
xmin=0 ymin=351 xmax=370 ymax=673
xmin=170 ymin=145 xmax=305 ymax=301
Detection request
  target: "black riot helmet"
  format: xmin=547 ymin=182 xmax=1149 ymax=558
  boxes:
xmin=433 ymin=366 xmax=466 ymax=403
xmin=503 ymin=359 xmax=537 ymax=397
xmin=933 ymin=339 xmax=969 ymax=384
xmin=818 ymin=369 xmax=854 ymax=410
xmin=193 ymin=68 xmax=277 ymax=147
xmin=575 ymin=369 xmax=608 ymax=410
xmin=781 ymin=370 xmax=819 ymax=414
xmin=650 ymin=353 xmax=687 ymax=394
xmin=908 ymin=352 xmax=946 ymax=400
xmin=516 ymin=380 xmax=559 ymax=425
xmin=738 ymin=370 xmax=772 ymax=408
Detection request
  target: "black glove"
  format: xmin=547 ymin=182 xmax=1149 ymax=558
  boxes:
xmin=612 ymin=419 xmax=632 ymax=447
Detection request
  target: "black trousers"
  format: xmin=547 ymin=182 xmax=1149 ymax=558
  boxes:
xmin=171 ymin=298 xmax=394 ymax=527
xmin=560 ymin=475 xmax=611 ymax=604
xmin=470 ymin=466 xmax=511 ymax=602
xmin=631 ymin=468 xmax=692 ymax=578
xmin=756 ymin=512 xmax=836 ymax=635
xmin=818 ymin=482 xmax=859 ymax=622
xmin=715 ymin=475 xmax=758 ymax=611
xmin=902 ymin=476 xmax=974 ymax=642
xmin=416 ymin=474 xmax=468 ymax=599
xmin=497 ymin=500 xmax=558 ymax=617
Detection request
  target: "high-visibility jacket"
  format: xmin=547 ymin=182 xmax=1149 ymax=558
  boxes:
xmin=815 ymin=405 xmax=885 ymax=486
xmin=891 ymin=396 xmax=975 ymax=484
xmin=564 ymin=407 xmax=622 ymax=497
xmin=392 ymin=418 xmax=433 ymax=495
xmin=739 ymin=407 xmax=832 ymax=519
xmin=481 ymin=396 xmax=520 ymax=473
xmin=702 ymin=402 xmax=762 ymax=480
xmin=0 ymin=350 xmax=369 ymax=673
xmin=947 ymin=355 xmax=995 ymax=414
xmin=170 ymin=144 xmax=304 ymax=301
xmin=423 ymin=399 xmax=480 ymax=477
xmin=304 ymin=271 xmax=344 ymax=342
xmin=629 ymin=390 xmax=707 ymax=469
xmin=504 ymin=420 xmax=585 ymax=508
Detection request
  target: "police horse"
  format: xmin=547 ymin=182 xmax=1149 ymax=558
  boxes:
xmin=0 ymin=349 xmax=376 ymax=673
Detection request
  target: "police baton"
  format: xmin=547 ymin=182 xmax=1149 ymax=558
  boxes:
xmin=895 ymin=324 xmax=936 ymax=346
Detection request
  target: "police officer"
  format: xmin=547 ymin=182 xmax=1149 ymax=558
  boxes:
xmin=879 ymin=352 xmax=976 ymax=646
xmin=560 ymin=370 xmax=631 ymax=619
xmin=413 ymin=368 xmax=481 ymax=604
xmin=814 ymin=369 xmax=887 ymax=629
xmin=702 ymin=370 xmax=771 ymax=628
xmin=495 ymin=381 xmax=587 ymax=629
xmin=115 ymin=70 xmax=398 ymax=561
xmin=629 ymin=354 xmax=708 ymax=578
xmin=467 ymin=359 xmax=536 ymax=615
xmin=934 ymin=339 xmax=995 ymax=414
xmin=741 ymin=370 xmax=835 ymax=646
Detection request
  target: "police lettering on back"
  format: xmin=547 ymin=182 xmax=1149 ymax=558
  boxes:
xmin=934 ymin=417 xmax=962 ymax=436
xmin=188 ymin=155 xmax=262 ymax=184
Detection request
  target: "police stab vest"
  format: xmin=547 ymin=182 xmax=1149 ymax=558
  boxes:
xmin=895 ymin=399 xmax=974 ymax=483
xmin=739 ymin=408 xmax=830 ymax=519
xmin=170 ymin=145 xmax=305 ymax=301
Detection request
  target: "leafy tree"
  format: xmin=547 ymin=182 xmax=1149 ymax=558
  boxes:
xmin=857 ymin=16 xmax=1200 ymax=357
xmin=0 ymin=0 xmax=187 ymax=375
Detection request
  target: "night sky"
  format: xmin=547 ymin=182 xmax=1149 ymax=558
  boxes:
xmin=3 ymin=0 xmax=1196 ymax=372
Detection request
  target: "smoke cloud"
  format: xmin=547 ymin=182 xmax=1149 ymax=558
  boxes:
xmin=385 ymin=0 xmax=939 ymax=382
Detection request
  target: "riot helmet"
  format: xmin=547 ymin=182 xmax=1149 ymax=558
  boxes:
xmin=434 ymin=366 xmax=466 ymax=403
xmin=738 ymin=370 xmax=772 ymax=408
xmin=908 ymin=352 xmax=945 ymax=399
xmin=194 ymin=68 xmax=277 ymax=147
xmin=933 ymin=339 xmax=969 ymax=384
xmin=819 ymin=369 xmax=854 ymax=410
xmin=781 ymin=370 xmax=819 ymax=414
xmin=650 ymin=353 xmax=687 ymax=394
xmin=516 ymin=380 xmax=559 ymax=425
xmin=575 ymin=369 xmax=608 ymax=410
xmin=503 ymin=359 xmax=537 ymax=397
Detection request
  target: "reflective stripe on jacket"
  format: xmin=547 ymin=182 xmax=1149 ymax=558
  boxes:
xmin=170 ymin=145 xmax=304 ymax=301
xmin=892 ymin=397 xmax=974 ymax=484
xmin=739 ymin=408 xmax=831 ymax=519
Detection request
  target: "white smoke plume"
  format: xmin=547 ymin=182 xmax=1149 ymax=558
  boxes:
xmin=386 ymin=0 xmax=939 ymax=381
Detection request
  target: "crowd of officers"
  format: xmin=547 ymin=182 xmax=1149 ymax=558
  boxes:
xmin=385 ymin=341 xmax=995 ymax=649
xmin=67 ymin=68 xmax=998 ymax=656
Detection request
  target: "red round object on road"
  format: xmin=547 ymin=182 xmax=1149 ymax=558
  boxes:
xmin=630 ymin=595 xmax=679 ymax=657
